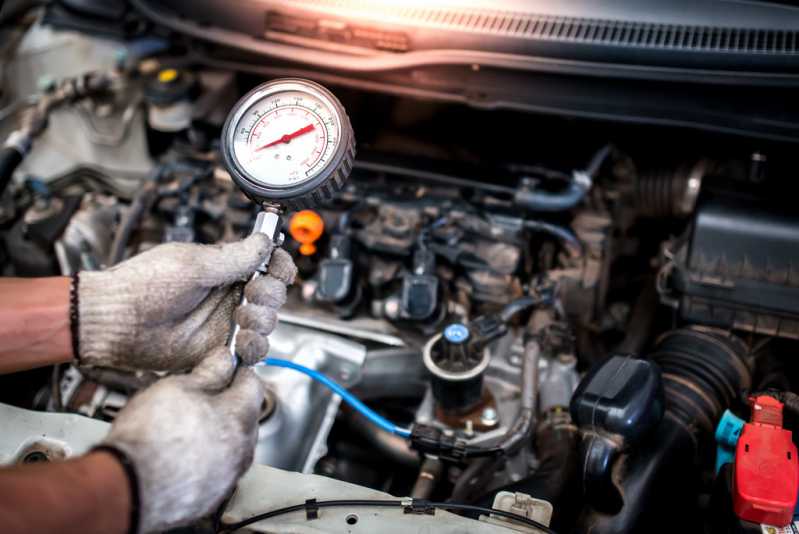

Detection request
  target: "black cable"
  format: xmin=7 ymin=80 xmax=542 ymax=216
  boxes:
xmin=219 ymin=498 xmax=559 ymax=534
xmin=220 ymin=500 xmax=400 ymax=532
xmin=437 ymin=502 xmax=558 ymax=533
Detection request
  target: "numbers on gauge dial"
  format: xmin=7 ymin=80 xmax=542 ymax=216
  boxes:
xmin=232 ymin=90 xmax=340 ymax=188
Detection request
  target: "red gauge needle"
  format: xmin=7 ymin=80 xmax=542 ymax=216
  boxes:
xmin=254 ymin=124 xmax=315 ymax=152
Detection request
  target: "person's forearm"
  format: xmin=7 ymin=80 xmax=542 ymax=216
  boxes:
xmin=0 ymin=277 xmax=72 ymax=373
xmin=0 ymin=451 xmax=131 ymax=534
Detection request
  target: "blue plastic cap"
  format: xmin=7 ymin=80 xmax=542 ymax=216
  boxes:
xmin=714 ymin=409 xmax=746 ymax=474
xmin=443 ymin=323 xmax=470 ymax=344
xmin=715 ymin=409 xmax=745 ymax=447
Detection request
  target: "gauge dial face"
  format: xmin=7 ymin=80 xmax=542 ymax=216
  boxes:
xmin=229 ymin=87 xmax=342 ymax=190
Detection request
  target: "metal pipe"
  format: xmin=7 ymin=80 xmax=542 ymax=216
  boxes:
xmin=411 ymin=457 xmax=443 ymax=499
xmin=497 ymin=339 xmax=539 ymax=454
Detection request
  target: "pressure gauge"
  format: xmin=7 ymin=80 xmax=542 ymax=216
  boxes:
xmin=221 ymin=78 xmax=355 ymax=210
xmin=221 ymin=78 xmax=355 ymax=360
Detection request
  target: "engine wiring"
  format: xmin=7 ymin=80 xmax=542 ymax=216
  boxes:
xmin=219 ymin=498 xmax=560 ymax=534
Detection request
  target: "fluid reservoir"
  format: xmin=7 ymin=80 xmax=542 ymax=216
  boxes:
xmin=144 ymin=68 xmax=197 ymax=156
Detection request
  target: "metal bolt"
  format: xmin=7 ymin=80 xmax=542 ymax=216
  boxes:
xmin=464 ymin=420 xmax=474 ymax=437
xmin=481 ymin=407 xmax=498 ymax=426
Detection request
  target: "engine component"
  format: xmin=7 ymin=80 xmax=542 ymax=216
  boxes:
xmin=570 ymin=356 xmax=664 ymax=502
xmin=143 ymin=68 xmax=197 ymax=156
xmin=252 ymin=323 xmax=369 ymax=473
xmin=423 ymin=323 xmax=490 ymax=417
xmin=0 ymin=70 xmax=119 ymax=194
xmin=410 ymin=457 xmax=443 ymax=499
xmin=483 ymin=491 xmax=553 ymax=534
xmin=512 ymin=145 xmax=610 ymax=213
xmin=636 ymin=161 xmax=705 ymax=219
xmin=355 ymin=204 xmax=421 ymax=256
xmin=399 ymin=244 xmax=440 ymax=322
xmin=538 ymin=354 xmax=579 ymax=414
xmin=4 ymin=193 xmax=82 ymax=276
xmin=732 ymin=395 xmax=799 ymax=527
xmin=289 ymin=209 xmax=324 ymax=256
xmin=144 ymin=68 xmax=196 ymax=133
xmin=315 ymin=236 xmax=360 ymax=317
xmin=478 ymin=408 xmax=581 ymax=533
xmin=575 ymin=328 xmax=751 ymax=534
xmin=672 ymin=192 xmax=799 ymax=339
xmin=715 ymin=410 xmax=746 ymax=475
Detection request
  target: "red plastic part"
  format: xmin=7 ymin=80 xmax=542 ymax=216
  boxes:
xmin=733 ymin=396 xmax=799 ymax=527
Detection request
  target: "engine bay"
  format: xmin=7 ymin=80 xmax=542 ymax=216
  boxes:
xmin=2 ymin=1 xmax=799 ymax=533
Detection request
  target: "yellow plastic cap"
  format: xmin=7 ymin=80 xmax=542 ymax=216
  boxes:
xmin=157 ymin=69 xmax=179 ymax=84
xmin=289 ymin=210 xmax=325 ymax=255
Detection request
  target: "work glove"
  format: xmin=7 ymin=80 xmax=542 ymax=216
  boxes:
xmin=76 ymin=234 xmax=297 ymax=371
xmin=99 ymin=347 xmax=263 ymax=533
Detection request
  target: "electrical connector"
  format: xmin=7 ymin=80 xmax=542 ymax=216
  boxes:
xmin=732 ymin=395 xmax=799 ymax=527
xmin=409 ymin=424 xmax=504 ymax=461
xmin=409 ymin=424 xmax=466 ymax=460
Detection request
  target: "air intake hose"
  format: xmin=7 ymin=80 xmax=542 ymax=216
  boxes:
xmin=575 ymin=327 xmax=752 ymax=534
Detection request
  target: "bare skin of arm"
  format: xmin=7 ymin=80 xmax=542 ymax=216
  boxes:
xmin=0 ymin=451 xmax=131 ymax=534
xmin=0 ymin=277 xmax=72 ymax=374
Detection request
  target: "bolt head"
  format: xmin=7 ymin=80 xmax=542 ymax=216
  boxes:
xmin=481 ymin=407 xmax=498 ymax=425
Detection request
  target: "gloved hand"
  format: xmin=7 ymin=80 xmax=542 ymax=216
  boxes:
xmin=76 ymin=234 xmax=297 ymax=371
xmin=99 ymin=347 xmax=264 ymax=533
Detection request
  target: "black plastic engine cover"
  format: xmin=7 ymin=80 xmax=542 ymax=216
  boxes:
xmin=570 ymin=356 xmax=664 ymax=444
xmin=570 ymin=356 xmax=664 ymax=510
xmin=675 ymin=193 xmax=799 ymax=339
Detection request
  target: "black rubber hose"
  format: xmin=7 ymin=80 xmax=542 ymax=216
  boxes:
xmin=513 ymin=180 xmax=589 ymax=212
xmin=499 ymin=295 xmax=546 ymax=323
xmin=107 ymin=180 xmax=158 ymax=265
xmin=513 ymin=144 xmax=611 ymax=212
xmin=342 ymin=407 xmax=420 ymax=469
xmin=0 ymin=146 xmax=23 ymax=198
xmin=449 ymin=456 xmax=498 ymax=503
xmin=523 ymin=220 xmax=583 ymax=259
xmin=355 ymin=348 xmax=427 ymax=401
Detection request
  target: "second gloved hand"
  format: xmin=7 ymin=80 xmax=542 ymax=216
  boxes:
xmin=100 ymin=347 xmax=264 ymax=533
xmin=76 ymin=234 xmax=297 ymax=371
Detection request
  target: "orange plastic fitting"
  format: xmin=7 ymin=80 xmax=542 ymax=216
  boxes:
xmin=289 ymin=210 xmax=324 ymax=255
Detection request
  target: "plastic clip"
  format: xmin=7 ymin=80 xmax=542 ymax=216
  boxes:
xmin=305 ymin=498 xmax=319 ymax=520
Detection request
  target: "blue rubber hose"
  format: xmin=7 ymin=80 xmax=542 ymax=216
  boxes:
xmin=262 ymin=357 xmax=412 ymax=438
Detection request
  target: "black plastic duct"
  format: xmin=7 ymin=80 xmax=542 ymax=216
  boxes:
xmin=575 ymin=327 xmax=752 ymax=534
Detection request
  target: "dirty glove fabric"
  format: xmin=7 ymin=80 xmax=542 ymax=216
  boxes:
xmin=101 ymin=347 xmax=264 ymax=534
xmin=77 ymin=234 xmax=297 ymax=371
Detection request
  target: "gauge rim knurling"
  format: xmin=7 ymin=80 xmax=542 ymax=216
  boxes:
xmin=221 ymin=78 xmax=355 ymax=208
